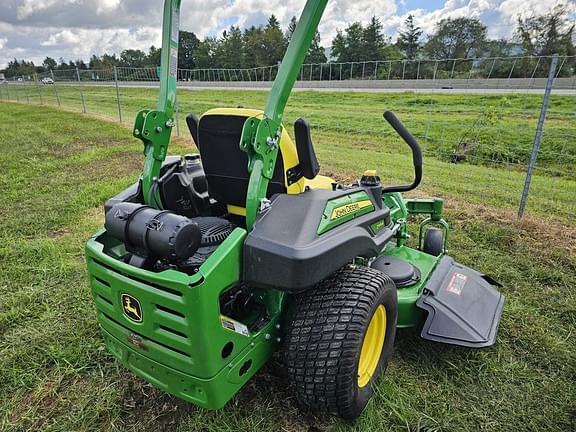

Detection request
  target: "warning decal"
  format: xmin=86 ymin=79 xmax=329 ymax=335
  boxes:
xmin=446 ymin=272 xmax=467 ymax=295
xmin=220 ymin=315 xmax=250 ymax=337
xmin=170 ymin=46 xmax=178 ymax=77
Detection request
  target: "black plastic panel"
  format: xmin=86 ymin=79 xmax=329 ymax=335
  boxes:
xmin=243 ymin=187 xmax=394 ymax=292
xmin=416 ymin=256 xmax=505 ymax=348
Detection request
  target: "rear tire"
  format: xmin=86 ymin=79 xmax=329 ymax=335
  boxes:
xmin=283 ymin=265 xmax=397 ymax=419
xmin=422 ymin=228 xmax=444 ymax=256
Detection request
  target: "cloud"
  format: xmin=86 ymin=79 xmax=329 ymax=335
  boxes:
xmin=0 ymin=0 xmax=574 ymax=69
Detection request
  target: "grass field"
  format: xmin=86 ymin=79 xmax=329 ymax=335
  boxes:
xmin=0 ymin=99 xmax=575 ymax=432
xmin=1 ymin=84 xmax=575 ymax=222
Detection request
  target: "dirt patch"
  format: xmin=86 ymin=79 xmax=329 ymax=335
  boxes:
xmin=47 ymin=228 xmax=71 ymax=238
xmin=117 ymin=373 xmax=194 ymax=431
xmin=115 ymin=358 xmax=331 ymax=432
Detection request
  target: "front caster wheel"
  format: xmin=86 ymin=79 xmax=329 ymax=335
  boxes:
xmin=422 ymin=228 xmax=445 ymax=256
xmin=283 ymin=265 xmax=398 ymax=419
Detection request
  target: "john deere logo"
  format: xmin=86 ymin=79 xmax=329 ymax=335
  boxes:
xmin=331 ymin=200 xmax=373 ymax=220
xmin=121 ymin=294 xmax=143 ymax=322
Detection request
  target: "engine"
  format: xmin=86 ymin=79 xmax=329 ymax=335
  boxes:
xmin=103 ymin=154 xmax=235 ymax=275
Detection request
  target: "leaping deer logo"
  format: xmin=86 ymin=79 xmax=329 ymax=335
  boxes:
xmin=122 ymin=294 xmax=142 ymax=322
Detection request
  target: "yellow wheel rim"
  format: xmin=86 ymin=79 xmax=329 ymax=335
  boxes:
xmin=357 ymin=304 xmax=386 ymax=388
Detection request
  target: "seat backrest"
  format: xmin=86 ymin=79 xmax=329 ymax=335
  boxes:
xmin=189 ymin=108 xmax=291 ymax=209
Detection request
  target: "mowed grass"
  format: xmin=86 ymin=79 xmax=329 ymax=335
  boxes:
xmin=1 ymin=83 xmax=575 ymax=173
xmin=0 ymin=102 xmax=575 ymax=432
xmin=1 ymin=83 xmax=575 ymax=222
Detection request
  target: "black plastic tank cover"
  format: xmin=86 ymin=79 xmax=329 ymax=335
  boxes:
xmin=243 ymin=187 xmax=394 ymax=292
xmin=416 ymin=255 xmax=505 ymax=348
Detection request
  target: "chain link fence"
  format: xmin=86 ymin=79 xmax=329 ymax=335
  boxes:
xmin=0 ymin=55 xmax=574 ymax=222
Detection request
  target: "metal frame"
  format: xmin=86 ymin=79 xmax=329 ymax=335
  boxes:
xmin=135 ymin=0 xmax=329 ymax=229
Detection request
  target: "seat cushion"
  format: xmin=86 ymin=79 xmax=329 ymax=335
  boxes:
xmin=197 ymin=113 xmax=286 ymax=207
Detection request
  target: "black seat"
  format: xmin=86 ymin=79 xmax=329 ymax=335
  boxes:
xmin=187 ymin=113 xmax=286 ymax=208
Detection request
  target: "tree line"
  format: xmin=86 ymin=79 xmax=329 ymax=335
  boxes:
xmin=2 ymin=4 xmax=574 ymax=79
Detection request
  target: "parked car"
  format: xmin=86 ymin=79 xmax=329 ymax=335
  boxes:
xmin=41 ymin=77 xmax=54 ymax=84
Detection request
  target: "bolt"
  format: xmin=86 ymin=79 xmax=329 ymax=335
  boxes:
xmin=165 ymin=120 xmax=175 ymax=128
xmin=250 ymin=342 xmax=255 ymax=347
xmin=276 ymin=337 xmax=281 ymax=343
xmin=264 ymin=333 xmax=271 ymax=340
xmin=228 ymin=363 xmax=233 ymax=368
xmin=155 ymin=126 xmax=162 ymax=133
xmin=275 ymin=324 xmax=281 ymax=330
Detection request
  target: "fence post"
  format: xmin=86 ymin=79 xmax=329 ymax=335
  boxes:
xmin=23 ymin=75 xmax=30 ymax=103
xmin=35 ymin=73 xmax=44 ymax=104
xmin=76 ymin=67 xmax=87 ymax=113
xmin=507 ymin=58 xmax=517 ymax=83
xmin=50 ymin=70 xmax=61 ymax=107
xmin=15 ymin=78 xmax=20 ymax=103
xmin=518 ymin=54 xmax=559 ymax=218
xmin=113 ymin=66 xmax=123 ymax=123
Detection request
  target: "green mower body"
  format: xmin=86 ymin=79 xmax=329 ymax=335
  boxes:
xmin=85 ymin=0 xmax=504 ymax=417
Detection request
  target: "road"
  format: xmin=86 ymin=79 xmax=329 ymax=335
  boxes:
xmin=5 ymin=77 xmax=576 ymax=95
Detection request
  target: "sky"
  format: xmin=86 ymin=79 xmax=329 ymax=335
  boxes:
xmin=0 ymin=0 xmax=574 ymax=69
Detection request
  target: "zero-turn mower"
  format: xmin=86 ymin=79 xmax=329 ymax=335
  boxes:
xmin=85 ymin=0 xmax=505 ymax=419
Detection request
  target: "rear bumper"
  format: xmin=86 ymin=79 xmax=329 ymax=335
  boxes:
xmin=102 ymin=327 xmax=275 ymax=409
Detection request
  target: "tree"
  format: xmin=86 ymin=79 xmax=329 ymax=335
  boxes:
xmin=331 ymin=19 xmax=398 ymax=64
xmin=195 ymin=37 xmax=218 ymax=69
xmin=3 ymin=58 xmax=36 ymax=78
xmin=74 ymin=59 xmax=88 ymax=69
xmin=243 ymin=26 xmax=266 ymax=68
xmin=307 ymin=27 xmax=327 ymax=64
xmin=262 ymin=15 xmax=287 ymax=65
xmin=286 ymin=16 xmax=298 ymax=41
xmin=515 ymin=4 xmax=575 ymax=77
xmin=42 ymin=57 xmax=57 ymax=71
xmin=424 ymin=17 xmax=487 ymax=60
xmin=286 ymin=16 xmax=327 ymax=64
xmin=179 ymin=30 xmax=200 ymax=70
xmin=146 ymin=46 xmax=162 ymax=67
xmin=331 ymin=22 xmax=365 ymax=62
xmin=214 ymin=26 xmax=244 ymax=68
xmin=119 ymin=49 xmax=147 ymax=68
xmin=516 ymin=4 xmax=575 ymax=57
xmin=396 ymin=14 xmax=422 ymax=59
xmin=362 ymin=16 xmax=387 ymax=60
